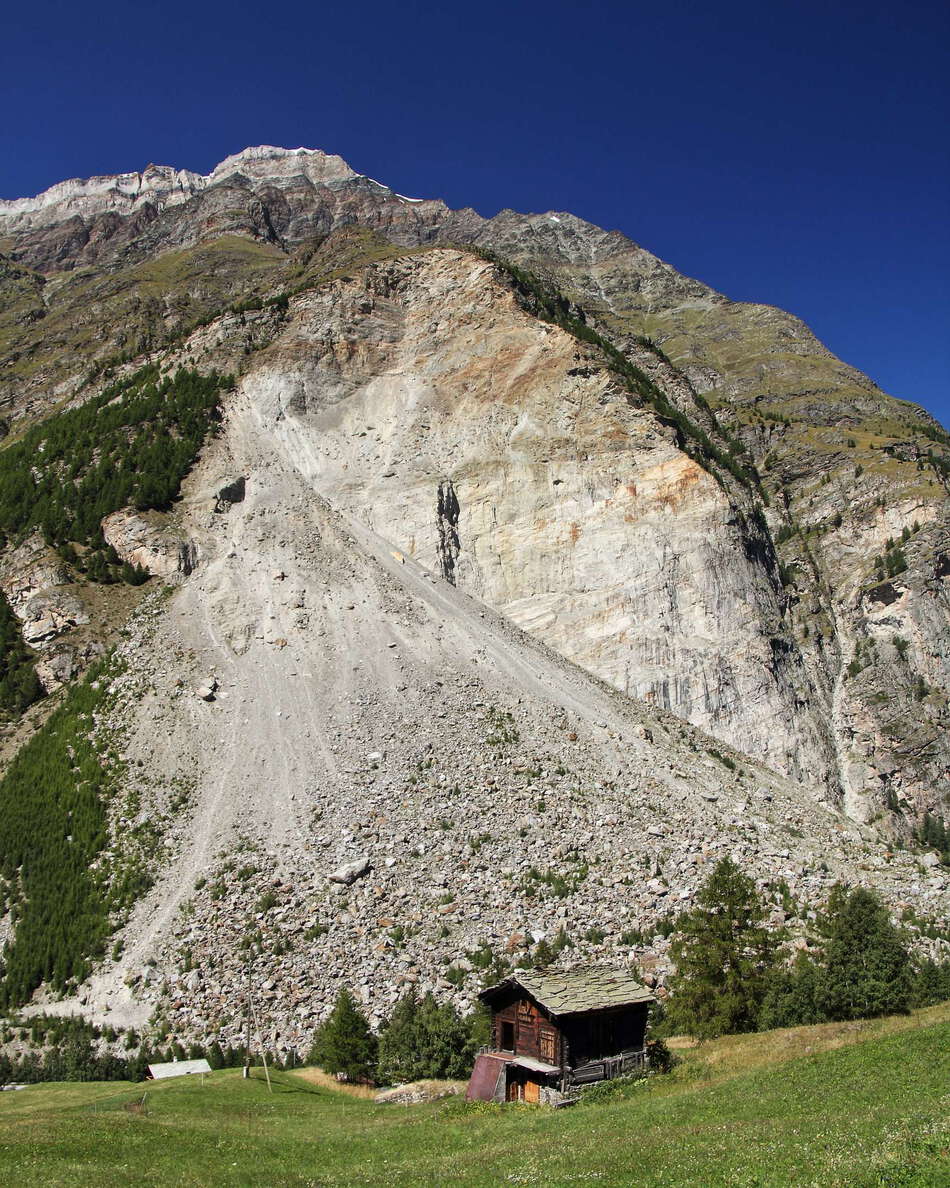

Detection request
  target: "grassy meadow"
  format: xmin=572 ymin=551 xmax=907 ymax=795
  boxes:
xmin=0 ymin=1006 xmax=947 ymax=1186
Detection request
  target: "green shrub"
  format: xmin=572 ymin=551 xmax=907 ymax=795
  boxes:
xmin=580 ymin=1072 xmax=648 ymax=1103
xmin=709 ymin=748 xmax=736 ymax=771
xmin=646 ymin=1036 xmax=676 ymax=1073
xmin=376 ymin=991 xmax=485 ymax=1085
xmin=916 ymin=813 xmax=949 ymax=864
xmin=444 ymin=964 xmax=467 ymax=987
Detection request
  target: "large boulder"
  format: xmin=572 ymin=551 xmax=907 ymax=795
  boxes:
xmin=329 ymin=857 xmax=371 ymax=885
xmin=21 ymin=591 xmax=89 ymax=645
xmin=101 ymin=509 xmax=198 ymax=578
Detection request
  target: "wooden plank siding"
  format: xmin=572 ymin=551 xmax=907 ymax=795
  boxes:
xmin=489 ymin=990 xmax=648 ymax=1089
xmin=561 ymin=1004 xmax=648 ymax=1068
xmin=493 ymin=996 xmax=560 ymax=1064
xmin=475 ymin=968 xmax=655 ymax=1101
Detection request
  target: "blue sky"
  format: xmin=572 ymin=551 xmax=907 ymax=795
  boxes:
xmin=3 ymin=0 xmax=947 ymax=423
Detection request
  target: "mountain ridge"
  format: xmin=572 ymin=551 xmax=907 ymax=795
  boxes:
xmin=0 ymin=148 xmax=945 ymax=1049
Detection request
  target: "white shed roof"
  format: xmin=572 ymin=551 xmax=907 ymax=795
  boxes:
xmin=147 ymin=1059 xmax=212 ymax=1079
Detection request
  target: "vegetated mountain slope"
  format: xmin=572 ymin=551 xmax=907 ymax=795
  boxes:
xmin=18 ymin=257 xmax=941 ymax=1051
xmin=1 ymin=148 xmax=946 ymax=827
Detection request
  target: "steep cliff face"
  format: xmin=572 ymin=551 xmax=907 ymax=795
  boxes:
xmin=0 ymin=146 xmax=946 ymax=825
xmin=466 ymin=209 xmax=950 ymax=824
xmin=239 ymin=250 xmax=834 ymax=788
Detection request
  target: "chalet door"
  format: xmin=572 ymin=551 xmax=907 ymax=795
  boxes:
xmin=505 ymin=1073 xmax=522 ymax=1102
xmin=540 ymin=1028 xmax=556 ymax=1065
xmin=524 ymin=1079 xmax=540 ymax=1104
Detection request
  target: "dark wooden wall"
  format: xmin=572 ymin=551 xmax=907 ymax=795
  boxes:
xmin=489 ymin=992 xmax=649 ymax=1074
xmin=492 ymin=996 xmax=562 ymax=1066
xmin=561 ymin=1004 xmax=648 ymax=1067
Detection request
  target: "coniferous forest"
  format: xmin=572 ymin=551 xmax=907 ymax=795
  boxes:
xmin=0 ymin=367 xmax=231 ymax=1004
xmin=0 ymin=366 xmax=232 ymax=718
xmin=0 ymin=365 xmax=232 ymax=551
xmin=0 ymin=666 xmax=123 ymax=1009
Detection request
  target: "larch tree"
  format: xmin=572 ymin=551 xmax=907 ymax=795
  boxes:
xmin=666 ymin=856 xmax=778 ymax=1040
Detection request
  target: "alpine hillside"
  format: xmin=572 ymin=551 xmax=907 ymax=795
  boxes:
xmin=0 ymin=146 xmax=946 ymax=1055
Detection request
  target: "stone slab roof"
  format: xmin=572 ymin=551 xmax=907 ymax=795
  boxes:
xmin=479 ymin=967 xmax=655 ymax=1016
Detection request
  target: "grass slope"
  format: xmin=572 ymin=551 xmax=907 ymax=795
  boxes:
xmin=1 ymin=1008 xmax=947 ymax=1186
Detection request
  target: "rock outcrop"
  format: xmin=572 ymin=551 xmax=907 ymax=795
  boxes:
xmin=0 ymin=534 xmax=88 ymax=646
xmin=243 ymin=250 xmax=833 ymax=790
xmin=101 ymin=509 xmax=198 ymax=578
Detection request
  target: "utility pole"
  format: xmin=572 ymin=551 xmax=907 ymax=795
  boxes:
xmin=243 ymin=962 xmax=252 ymax=1080
xmin=249 ymin=990 xmax=273 ymax=1093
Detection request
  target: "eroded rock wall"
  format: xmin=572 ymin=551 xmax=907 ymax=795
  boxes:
xmin=242 ymin=251 xmax=835 ymax=789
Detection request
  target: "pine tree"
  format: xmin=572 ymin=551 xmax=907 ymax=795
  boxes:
xmin=307 ymin=988 xmax=377 ymax=1082
xmin=814 ymin=886 xmax=912 ymax=1020
xmin=912 ymin=959 xmax=950 ymax=1008
xmin=375 ymin=992 xmax=418 ymax=1085
xmin=761 ymin=886 xmax=916 ymax=1028
xmin=759 ymin=951 xmax=823 ymax=1029
xmin=666 ymin=857 xmax=778 ymax=1039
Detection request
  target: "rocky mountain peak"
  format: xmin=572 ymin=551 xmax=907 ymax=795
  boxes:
xmin=0 ymin=162 xmax=203 ymax=224
xmin=0 ymin=145 xmax=362 ymax=233
xmin=206 ymin=144 xmax=359 ymax=186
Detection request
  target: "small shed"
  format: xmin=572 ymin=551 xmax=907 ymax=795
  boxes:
xmin=147 ymin=1058 xmax=212 ymax=1080
xmin=467 ymin=967 xmax=654 ymax=1105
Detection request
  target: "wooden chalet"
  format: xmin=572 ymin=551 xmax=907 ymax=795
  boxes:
xmin=467 ymin=967 xmax=655 ymax=1105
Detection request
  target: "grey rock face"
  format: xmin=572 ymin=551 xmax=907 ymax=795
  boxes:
xmin=101 ymin=509 xmax=197 ymax=578
xmin=19 ymin=592 xmax=89 ymax=646
xmin=246 ymin=252 xmax=836 ymax=792
xmin=0 ymin=535 xmax=89 ymax=648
